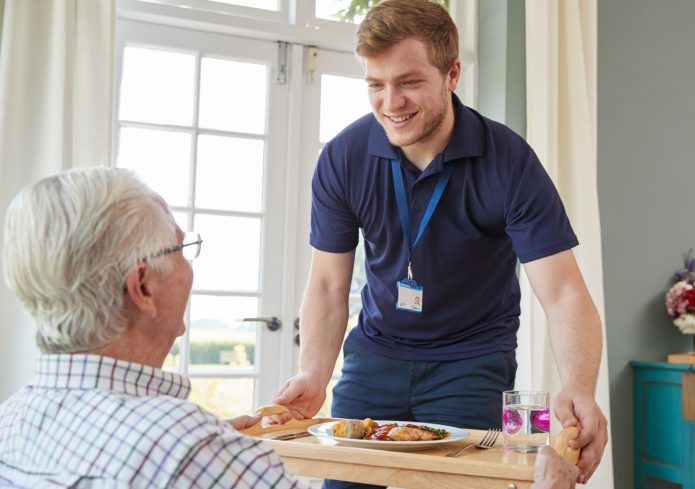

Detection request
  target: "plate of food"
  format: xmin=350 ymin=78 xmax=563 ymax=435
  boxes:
xmin=307 ymin=418 xmax=468 ymax=451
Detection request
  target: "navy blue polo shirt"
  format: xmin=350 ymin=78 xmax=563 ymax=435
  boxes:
xmin=310 ymin=94 xmax=577 ymax=361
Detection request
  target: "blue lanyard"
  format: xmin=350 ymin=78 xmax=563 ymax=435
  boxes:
xmin=391 ymin=159 xmax=453 ymax=279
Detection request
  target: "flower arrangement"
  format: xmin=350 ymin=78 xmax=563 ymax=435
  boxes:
xmin=665 ymin=250 xmax=695 ymax=334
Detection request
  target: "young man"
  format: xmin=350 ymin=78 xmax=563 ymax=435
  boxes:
xmin=0 ymin=167 xmax=307 ymax=488
xmin=273 ymin=1 xmax=607 ymax=487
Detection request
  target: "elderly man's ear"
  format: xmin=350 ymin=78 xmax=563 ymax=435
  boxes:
xmin=123 ymin=263 xmax=158 ymax=318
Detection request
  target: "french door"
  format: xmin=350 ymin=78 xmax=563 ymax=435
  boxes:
xmin=114 ymin=20 xmax=369 ymax=417
xmin=115 ymin=20 xmax=298 ymax=416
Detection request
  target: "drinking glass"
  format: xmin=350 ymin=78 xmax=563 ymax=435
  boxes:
xmin=502 ymin=390 xmax=550 ymax=452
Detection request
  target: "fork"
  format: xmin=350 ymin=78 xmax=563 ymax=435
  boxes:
xmin=445 ymin=428 xmax=500 ymax=457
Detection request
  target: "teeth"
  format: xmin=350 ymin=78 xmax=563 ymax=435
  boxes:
xmin=388 ymin=113 xmax=414 ymax=122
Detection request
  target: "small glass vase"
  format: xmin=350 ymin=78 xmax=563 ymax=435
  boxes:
xmin=667 ymin=332 xmax=695 ymax=364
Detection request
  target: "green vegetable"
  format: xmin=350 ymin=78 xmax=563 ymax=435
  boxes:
xmin=418 ymin=425 xmax=449 ymax=439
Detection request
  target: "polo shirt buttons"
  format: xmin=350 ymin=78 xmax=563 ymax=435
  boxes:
xmin=414 ymin=202 xmax=422 ymax=212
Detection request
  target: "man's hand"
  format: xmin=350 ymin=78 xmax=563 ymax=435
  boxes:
xmin=271 ymin=370 xmax=328 ymax=422
xmin=531 ymin=445 xmax=579 ymax=489
xmin=553 ymin=387 xmax=608 ymax=484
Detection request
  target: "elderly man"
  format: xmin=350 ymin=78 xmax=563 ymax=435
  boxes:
xmin=0 ymin=167 xmax=577 ymax=488
xmin=0 ymin=167 xmax=306 ymax=488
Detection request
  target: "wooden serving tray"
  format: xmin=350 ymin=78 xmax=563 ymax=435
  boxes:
xmin=235 ymin=405 xmax=580 ymax=489
xmin=273 ymin=429 xmax=536 ymax=488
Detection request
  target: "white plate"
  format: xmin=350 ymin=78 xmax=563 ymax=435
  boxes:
xmin=307 ymin=420 xmax=468 ymax=451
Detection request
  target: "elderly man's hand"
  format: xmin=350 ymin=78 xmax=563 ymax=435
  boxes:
xmin=553 ymin=388 xmax=608 ymax=484
xmin=227 ymin=414 xmax=261 ymax=430
xmin=531 ymin=446 xmax=579 ymax=489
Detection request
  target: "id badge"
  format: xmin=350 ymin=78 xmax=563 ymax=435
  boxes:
xmin=396 ymin=279 xmax=423 ymax=313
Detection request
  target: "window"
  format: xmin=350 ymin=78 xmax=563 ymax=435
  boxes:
xmin=115 ymin=22 xmax=292 ymax=416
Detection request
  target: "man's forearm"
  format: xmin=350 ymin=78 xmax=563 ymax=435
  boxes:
xmin=297 ymin=284 xmax=350 ymax=386
xmin=546 ymin=290 xmax=602 ymax=393
xmin=524 ymin=250 xmax=608 ymax=482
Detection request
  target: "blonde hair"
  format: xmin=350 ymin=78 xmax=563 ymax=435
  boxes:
xmin=3 ymin=167 xmax=177 ymax=353
xmin=355 ymin=0 xmax=458 ymax=74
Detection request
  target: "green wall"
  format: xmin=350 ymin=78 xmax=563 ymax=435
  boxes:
xmin=598 ymin=0 xmax=695 ymax=487
xmin=477 ymin=0 xmax=526 ymax=137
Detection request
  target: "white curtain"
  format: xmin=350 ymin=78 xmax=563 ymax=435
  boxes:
xmin=0 ymin=0 xmax=114 ymax=401
xmin=518 ymin=0 xmax=615 ymax=487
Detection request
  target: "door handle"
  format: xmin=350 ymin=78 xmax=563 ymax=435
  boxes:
xmin=294 ymin=318 xmax=300 ymax=346
xmin=240 ymin=317 xmax=281 ymax=332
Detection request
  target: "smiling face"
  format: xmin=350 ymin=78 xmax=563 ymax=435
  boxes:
xmin=364 ymin=37 xmax=460 ymax=164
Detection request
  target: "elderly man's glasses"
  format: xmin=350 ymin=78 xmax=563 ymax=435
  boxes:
xmin=151 ymin=231 xmax=203 ymax=261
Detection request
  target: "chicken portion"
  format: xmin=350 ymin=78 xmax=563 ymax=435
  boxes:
xmin=386 ymin=426 xmax=439 ymax=441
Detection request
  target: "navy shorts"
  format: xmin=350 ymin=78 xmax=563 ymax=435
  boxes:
xmin=323 ymin=334 xmax=517 ymax=489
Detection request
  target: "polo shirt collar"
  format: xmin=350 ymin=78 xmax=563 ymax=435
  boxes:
xmin=367 ymin=92 xmax=486 ymax=165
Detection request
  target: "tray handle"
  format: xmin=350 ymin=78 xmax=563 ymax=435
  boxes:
xmin=553 ymin=426 xmax=580 ymax=464
xmin=235 ymin=404 xmax=334 ymax=436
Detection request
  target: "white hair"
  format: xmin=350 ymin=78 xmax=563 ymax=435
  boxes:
xmin=2 ymin=167 xmax=177 ymax=353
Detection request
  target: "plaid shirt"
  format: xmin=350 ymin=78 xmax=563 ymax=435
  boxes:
xmin=0 ymin=354 xmax=306 ymax=488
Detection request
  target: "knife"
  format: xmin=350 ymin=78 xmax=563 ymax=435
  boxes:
xmin=270 ymin=431 xmax=312 ymax=441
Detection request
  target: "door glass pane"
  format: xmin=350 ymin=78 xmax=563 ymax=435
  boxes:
xmin=195 ymin=135 xmax=264 ymax=212
xmin=119 ymin=46 xmax=194 ymax=126
xmin=316 ymin=0 xmax=448 ymax=22
xmin=189 ymin=295 xmax=259 ymax=370
xmin=350 ymin=238 xmax=367 ymax=295
xmin=317 ymin=379 xmax=339 ymax=417
xmin=189 ymin=377 xmax=255 ymax=418
xmin=315 ymin=0 xmax=366 ymax=23
xmin=193 ymin=214 xmax=261 ymax=291
xmin=199 ymin=57 xmax=267 ymax=135
xmin=320 ymin=74 xmax=371 ymax=143
xmin=163 ymin=338 xmax=182 ymax=371
xmin=172 ymin=212 xmax=189 ymax=231
xmin=117 ymin=127 xmax=191 ymax=207
xmin=209 ymin=0 xmax=278 ymax=10
xmin=318 ymin=299 xmax=361 ymax=416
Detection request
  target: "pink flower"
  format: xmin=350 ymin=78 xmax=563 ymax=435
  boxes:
xmin=665 ymin=281 xmax=694 ymax=318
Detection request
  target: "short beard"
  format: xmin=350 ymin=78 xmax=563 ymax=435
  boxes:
xmin=387 ymin=88 xmax=450 ymax=149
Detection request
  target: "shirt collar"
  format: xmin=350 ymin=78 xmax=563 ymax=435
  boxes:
xmin=367 ymin=92 xmax=486 ymax=164
xmin=33 ymin=354 xmax=191 ymax=399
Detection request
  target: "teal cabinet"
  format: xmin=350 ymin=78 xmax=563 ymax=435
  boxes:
xmin=632 ymin=361 xmax=695 ymax=488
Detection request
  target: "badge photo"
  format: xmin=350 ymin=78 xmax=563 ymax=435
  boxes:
xmin=396 ymin=279 xmax=423 ymax=313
